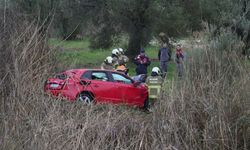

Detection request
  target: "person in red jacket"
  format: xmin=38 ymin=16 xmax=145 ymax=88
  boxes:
xmin=175 ymin=44 xmax=184 ymax=78
xmin=134 ymin=48 xmax=151 ymax=75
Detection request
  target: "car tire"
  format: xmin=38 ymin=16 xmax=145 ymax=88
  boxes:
xmin=78 ymin=93 xmax=94 ymax=105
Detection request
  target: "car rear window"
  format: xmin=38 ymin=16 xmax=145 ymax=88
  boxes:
xmin=55 ymin=73 xmax=67 ymax=80
xmin=81 ymin=71 xmax=91 ymax=79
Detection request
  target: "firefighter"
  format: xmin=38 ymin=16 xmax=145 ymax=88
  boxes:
xmin=115 ymin=64 xmax=129 ymax=75
xmin=111 ymin=48 xmax=120 ymax=68
xmin=117 ymin=48 xmax=129 ymax=65
xmin=146 ymin=67 xmax=163 ymax=100
xmin=100 ymin=56 xmax=114 ymax=70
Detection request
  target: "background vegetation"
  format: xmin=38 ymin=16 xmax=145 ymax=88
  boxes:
xmin=7 ymin=0 xmax=250 ymax=56
xmin=0 ymin=0 xmax=250 ymax=149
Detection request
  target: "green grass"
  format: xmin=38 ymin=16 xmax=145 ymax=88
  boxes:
xmin=50 ymin=38 xmax=176 ymax=80
xmin=50 ymin=39 xmax=110 ymax=71
xmin=49 ymin=38 xmax=90 ymax=49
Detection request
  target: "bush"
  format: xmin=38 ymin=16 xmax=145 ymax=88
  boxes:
xmin=1 ymin=10 xmax=249 ymax=149
xmin=156 ymin=31 xmax=250 ymax=149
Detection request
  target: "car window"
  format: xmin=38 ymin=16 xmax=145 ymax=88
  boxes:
xmin=111 ymin=73 xmax=132 ymax=84
xmin=91 ymin=72 xmax=108 ymax=81
xmin=81 ymin=71 xmax=91 ymax=79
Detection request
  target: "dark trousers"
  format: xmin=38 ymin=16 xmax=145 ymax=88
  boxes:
xmin=176 ymin=63 xmax=184 ymax=77
xmin=160 ymin=61 xmax=168 ymax=77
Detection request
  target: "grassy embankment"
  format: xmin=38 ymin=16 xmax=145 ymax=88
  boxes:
xmin=49 ymin=38 xmax=176 ymax=79
xmin=2 ymin=29 xmax=249 ymax=149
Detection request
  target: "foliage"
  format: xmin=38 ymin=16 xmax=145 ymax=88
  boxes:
xmin=7 ymin=0 xmax=250 ymax=57
xmin=7 ymin=0 xmax=211 ymax=55
xmin=1 ymin=2 xmax=250 ymax=149
xmin=153 ymin=0 xmax=190 ymax=37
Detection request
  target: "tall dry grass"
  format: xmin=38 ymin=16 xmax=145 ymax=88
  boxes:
xmin=156 ymin=49 xmax=250 ymax=149
xmin=1 ymin=11 xmax=249 ymax=150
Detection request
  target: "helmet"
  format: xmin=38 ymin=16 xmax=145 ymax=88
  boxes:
xmin=118 ymin=48 xmax=124 ymax=54
xmin=112 ymin=49 xmax=120 ymax=56
xmin=105 ymin=56 xmax=113 ymax=64
xmin=152 ymin=67 xmax=160 ymax=74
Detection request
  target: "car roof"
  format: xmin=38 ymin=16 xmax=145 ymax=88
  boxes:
xmin=62 ymin=68 xmax=125 ymax=75
xmin=58 ymin=68 xmax=133 ymax=81
xmin=86 ymin=69 xmax=129 ymax=75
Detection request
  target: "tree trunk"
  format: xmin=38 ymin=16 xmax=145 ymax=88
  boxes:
xmin=126 ymin=0 xmax=151 ymax=58
xmin=127 ymin=27 xmax=143 ymax=58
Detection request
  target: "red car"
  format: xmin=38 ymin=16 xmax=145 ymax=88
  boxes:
xmin=44 ymin=69 xmax=149 ymax=108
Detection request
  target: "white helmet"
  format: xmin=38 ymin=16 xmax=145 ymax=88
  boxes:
xmin=112 ymin=49 xmax=120 ymax=56
xmin=118 ymin=48 xmax=124 ymax=54
xmin=105 ymin=56 xmax=113 ymax=64
xmin=152 ymin=67 xmax=160 ymax=74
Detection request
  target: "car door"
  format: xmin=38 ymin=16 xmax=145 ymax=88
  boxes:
xmin=87 ymin=71 xmax=120 ymax=103
xmin=110 ymin=73 xmax=144 ymax=105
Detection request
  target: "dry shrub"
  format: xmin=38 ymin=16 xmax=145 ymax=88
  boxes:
xmin=0 ymin=9 xmax=54 ymax=149
xmin=154 ymin=37 xmax=250 ymax=149
xmin=1 ymin=10 xmax=249 ymax=150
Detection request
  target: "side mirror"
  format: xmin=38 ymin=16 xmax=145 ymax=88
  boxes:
xmin=80 ymin=80 xmax=91 ymax=85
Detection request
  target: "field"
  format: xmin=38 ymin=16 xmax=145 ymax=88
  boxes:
xmin=49 ymin=38 xmax=176 ymax=79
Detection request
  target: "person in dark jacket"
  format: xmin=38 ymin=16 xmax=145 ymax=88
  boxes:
xmin=158 ymin=43 xmax=171 ymax=78
xmin=134 ymin=48 xmax=151 ymax=75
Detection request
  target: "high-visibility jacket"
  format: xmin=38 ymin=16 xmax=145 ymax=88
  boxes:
xmin=146 ymin=76 xmax=163 ymax=99
xmin=100 ymin=62 xmax=114 ymax=70
xmin=115 ymin=65 xmax=129 ymax=75
xmin=118 ymin=55 xmax=129 ymax=65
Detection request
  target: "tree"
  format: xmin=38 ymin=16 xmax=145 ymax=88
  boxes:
xmin=118 ymin=0 xmax=154 ymax=56
xmin=54 ymin=0 xmax=83 ymax=40
xmin=153 ymin=0 xmax=190 ymax=37
xmin=12 ymin=0 xmax=250 ymax=57
xmin=201 ymin=0 xmax=250 ymax=57
xmin=85 ymin=0 xmax=118 ymax=49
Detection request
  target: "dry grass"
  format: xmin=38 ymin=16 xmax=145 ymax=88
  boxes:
xmin=1 ymin=11 xmax=249 ymax=150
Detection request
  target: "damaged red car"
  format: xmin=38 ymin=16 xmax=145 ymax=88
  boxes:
xmin=44 ymin=69 xmax=149 ymax=108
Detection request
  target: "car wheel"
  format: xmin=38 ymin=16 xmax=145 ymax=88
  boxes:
xmin=78 ymin=93 xmax=93 ymax=105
